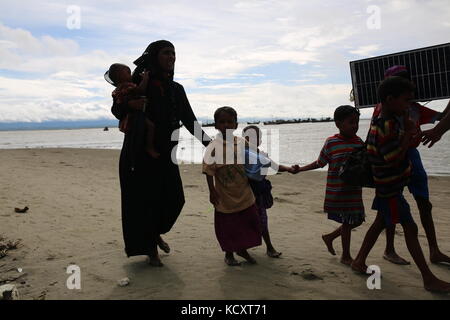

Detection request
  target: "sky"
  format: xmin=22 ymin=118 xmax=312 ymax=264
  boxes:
xmin=0 ymin=0 xmax=449 ymax=123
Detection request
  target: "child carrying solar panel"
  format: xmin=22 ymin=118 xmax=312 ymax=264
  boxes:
xmin=351 ymin=76 xmax=450 ymax=293
xmin=372 ymin=65 xmax=450 ymax=266
xmin=292 ymin=105 xmax=365 ymax=266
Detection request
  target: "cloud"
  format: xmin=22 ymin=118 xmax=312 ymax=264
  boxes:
xmin=0 ymin=0 xmax=450 ymax=124
xmin=350 ymin=45 xmax=380 ymax=57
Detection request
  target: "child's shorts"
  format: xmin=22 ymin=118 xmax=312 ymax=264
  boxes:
xmin=406 ymin=148 xmax=429 ymax=199
xmin=372 ymin=193 xmax=414 ymax=227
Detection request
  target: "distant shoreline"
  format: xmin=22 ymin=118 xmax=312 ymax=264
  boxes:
xmin=0 ymin=118 xmax=372 ymax=132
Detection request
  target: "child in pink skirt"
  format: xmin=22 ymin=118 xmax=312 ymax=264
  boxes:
xmin=203 ymin=106 xmax=262 ymax=266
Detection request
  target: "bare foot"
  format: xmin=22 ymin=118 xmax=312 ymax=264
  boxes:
xmin=424 ymin=278 xmax=450 ymax=294
xmin=322 ymin=234 xmax=336 ymax=256
xmin=147 ymin=255 xmax=164 ymax=267
xmin=146 ymin=148 xmax=160 ymax=159
xmin=351 ymin=260 xmax=368 ymax=274
xmin=383 ymin=252 xmax=410 ymax=265
xmin=157 ymin=237 xmax=170 ymax=254
xmin=267 ymin=248 xmax=282 ymax=258
xmin=340 ymin=256 xmax=354 ymax=266
xmin=237 ymin=250 xmax=257 ymax=264
xmin=430 ymin=251 xmax=450 ymax=265
xmin=224 ymin=256 xmax=241 ymax=266
xmin=224 ymin=253 xmax=241 ymax=266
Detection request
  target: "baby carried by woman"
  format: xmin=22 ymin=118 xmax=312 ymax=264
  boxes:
xmin=105 ymin=63 xmax=159 ymax=158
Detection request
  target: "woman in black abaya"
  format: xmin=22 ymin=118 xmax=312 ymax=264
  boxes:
xmin=111 ymin=40 xmax=210 ymax=266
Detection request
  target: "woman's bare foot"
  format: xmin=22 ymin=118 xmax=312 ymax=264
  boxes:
xmin=224 ymin=253 xmax=241 ymax=266
xmin=430 ymin=250 xmax=450 ymax=265
xmin=157 ymin=236 xmax=170 ymax=254
xmin=424 ymin=278 xmax=450 ymax=293
xmin=383 ymin=251 xmax=410 ymax=265
xmin=351 ymin=260 xmax=368 ymax=274
xmin=146 ymin=148 xmax=160 ymax=159
xmin=147 ymin=255 xmax=164 ymax=267
xmin=340 ymin=256 xmax=354 ymax=266
xmin=322 ymin=234 xmax=336 ymax=256
xmin=237 ymin=250 xmax=257 ymax=264
xmin=267 ymin=247 xmax=282 ymax=258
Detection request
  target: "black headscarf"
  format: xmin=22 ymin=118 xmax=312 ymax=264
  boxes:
xmin=132 ymin=40 xmax=175 ymax=83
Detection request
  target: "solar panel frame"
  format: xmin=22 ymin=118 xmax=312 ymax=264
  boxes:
xmin=350 ymin=42 xmax=450 ymax=108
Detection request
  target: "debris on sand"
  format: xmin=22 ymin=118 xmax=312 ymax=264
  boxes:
xmin=301 ymin=269 xmax=323 ymax=281
xmin=117 ymin=277 xmax=130 ymax=287
xmin=0 ymin=284 xmax=20 ymax=300
xmin=0 ymin=237 xmax=21 ymax=259
xmin=14 ymin=206 xmax=29 ymax=213
xmin=291 ymin=268 xmax=323 ymax=281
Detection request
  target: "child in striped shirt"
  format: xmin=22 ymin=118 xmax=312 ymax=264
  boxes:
xmin=351 ymin=76 xmax=450 ymax=293
xmin=293 ymin=105 xmax=365 ymax=266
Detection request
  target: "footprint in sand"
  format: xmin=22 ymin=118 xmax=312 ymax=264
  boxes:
xmin=273 ymin=197 xmax=295 ymax=204
xmin=280 ymin=192 xmax=302 ymax=196
xmin=291 ymin=269 xmax=323 ymax=280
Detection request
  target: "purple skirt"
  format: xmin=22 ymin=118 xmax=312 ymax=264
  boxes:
xmin=214 ymin=204 xmax=262 ymax=252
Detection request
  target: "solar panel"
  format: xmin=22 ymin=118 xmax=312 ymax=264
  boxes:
xmin=350 ymin=43 xmax=450 ymax=108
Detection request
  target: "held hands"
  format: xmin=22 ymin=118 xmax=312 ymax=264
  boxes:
xmin=290 ymin=164 xmax=302 ymax=174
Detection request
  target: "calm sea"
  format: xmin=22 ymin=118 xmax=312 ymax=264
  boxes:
xmin=0 ymin=120 xmax=449 ymax=176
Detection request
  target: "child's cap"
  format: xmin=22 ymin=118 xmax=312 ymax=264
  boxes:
xmin=384 ymin=65 xmax=408 ymax=79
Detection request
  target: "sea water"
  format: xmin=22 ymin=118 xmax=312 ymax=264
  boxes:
xmin=0 ymin=120 xmax=449 ymax=175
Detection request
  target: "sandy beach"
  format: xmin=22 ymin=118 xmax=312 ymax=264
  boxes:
xmin=1 ymin=148 xmax=449 ymax=300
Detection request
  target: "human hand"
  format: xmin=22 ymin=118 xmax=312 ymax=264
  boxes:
xmin=209 ymin=188 xmax=220 ymax=206
xmin=119 ymin=115 xmax=130 ymax=133
xmin=141 ymin=70 xmax=149 ymax=81
xmin=422 ymin=128 xmax=442 ymax=148
xmin=290 ymin=164 xmax=301 ymax=174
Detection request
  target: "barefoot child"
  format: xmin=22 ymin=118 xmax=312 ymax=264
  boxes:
xmin=293 ymin=105 xmax=365 ymax=266
xmin=242 ymin=125 xmax=296 ymax=258
xmin=373 ymin=65 xmax=450 ymax=266
xmin=105 ymin=63 xmax=160 ymax=158
xmin=351 ymin=76 xmax=450 ymax=293
xmin=203 ymin=107 xmax=262 ymax=266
